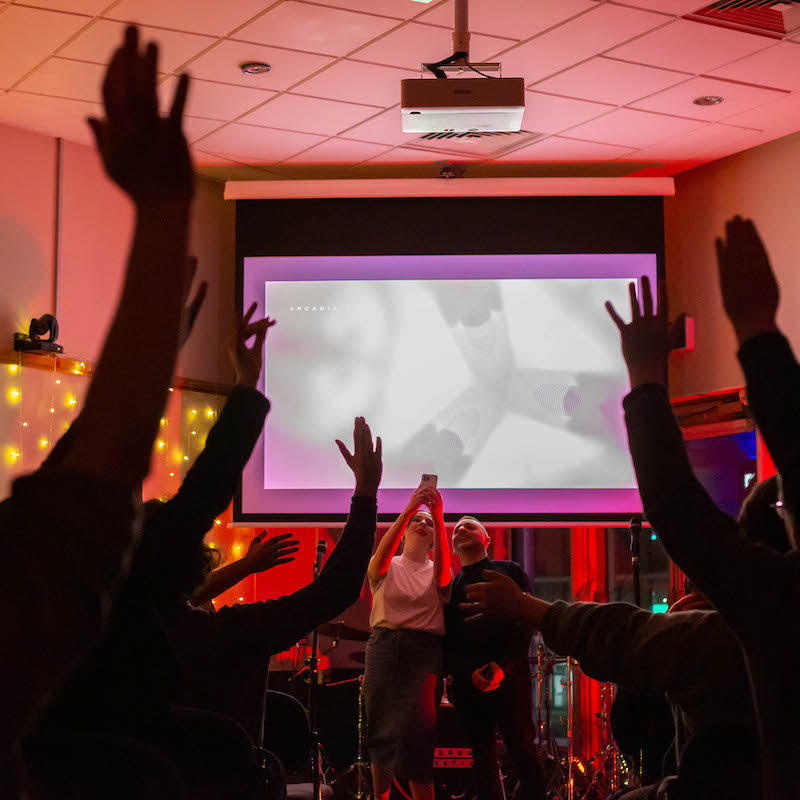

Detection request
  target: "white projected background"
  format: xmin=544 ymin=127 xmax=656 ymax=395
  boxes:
xmin=263 ymin=277 xmax=635 ymax=491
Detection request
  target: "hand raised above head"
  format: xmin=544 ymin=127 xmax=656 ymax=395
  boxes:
xmin=420 ymin=487 xmax=443 ymax=516
xmin=88 ymin=25 xmax=194 ymax=207
xmin=336 ymin=417 xmax=383 ymax=499
xmin=605 ymin=275 xmax=683 ymax=391
xmin=243 ymin=530 xmax=300 ymax=574
xmin=229 ymin=301 xmax=276 ymax=388
xmin=716 ymin=216 xmax=780 ymax=345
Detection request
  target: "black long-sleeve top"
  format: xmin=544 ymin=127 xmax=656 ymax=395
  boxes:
xmin=165 ymin=495 xmax=376 ymax=740
xmin=28 ymin=386 xmax=270 ymax=742
xmin=445 ymin=558 xmax=533 ymax=679
xmin=540 ymin=601 xmax=754 ymax=759
xmin=624 ymin=371 xmax=800 ymax=800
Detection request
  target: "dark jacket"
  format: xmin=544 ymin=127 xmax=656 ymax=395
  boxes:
xmin=623 ymin=356 xmax=800 ymax=799
xmin=445 ymin=558 xmax=532 ymax=679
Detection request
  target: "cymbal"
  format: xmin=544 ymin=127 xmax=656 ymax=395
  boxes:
xmin=317 ymin=621 xmax=371 ymax=642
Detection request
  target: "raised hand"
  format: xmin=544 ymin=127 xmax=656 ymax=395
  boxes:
xmin=716 ymin=216 xmax=779 ymax=345
xmin=88 ymin=26 xmax=194 ymax=207
xmin=178 ymin=256 xmax=208 ymax=349
xmin=336 ymin=417 xmax=383 ymax=498
xmin=229 ymin=301 xmax=276 ymax=388
xmin=242 ymin=531 xmax=300 ymax=574
xmin=460 ymin=569 xmax=548 ymax=627
xmin=606 ymin=276 xmax=680 ymax=390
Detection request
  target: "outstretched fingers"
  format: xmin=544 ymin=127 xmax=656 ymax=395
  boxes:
xmin=335 ymin=438 xmax=354 ymax=466
xmin=605 ymin=300 xmax=625 ymax=331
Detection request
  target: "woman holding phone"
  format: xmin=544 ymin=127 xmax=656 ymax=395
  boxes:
xmin=364 ymin=478 xmax=451 ymax=800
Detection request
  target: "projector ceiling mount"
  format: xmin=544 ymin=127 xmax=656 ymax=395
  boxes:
xmin=400 ymin=0 xmax=525 ymax=133
xmin=421 ymin=0 xmax=500 ymax=79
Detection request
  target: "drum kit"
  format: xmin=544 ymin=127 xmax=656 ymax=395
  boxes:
xmin=273 ymin=627 xmax=634 ymax=800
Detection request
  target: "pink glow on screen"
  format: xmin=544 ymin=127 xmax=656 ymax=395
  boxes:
xmin=241 ymin=253 xmax=657 ymax=522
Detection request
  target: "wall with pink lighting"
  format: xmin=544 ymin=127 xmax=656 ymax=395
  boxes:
xmin=0 ymin=120 xmax=236 ymax=386
xmin=665 ymin=129 xmax=800 ymax=398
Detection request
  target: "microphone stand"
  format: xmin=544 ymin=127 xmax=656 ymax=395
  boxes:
xmin=629 ymin=516 xmax=642 ymax=608
xmin=308 ymin=540 xmax=327 ymax=800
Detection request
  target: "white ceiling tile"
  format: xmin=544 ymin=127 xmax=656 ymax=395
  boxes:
xmin=338 ymin=105 xmax=417 ymax=146
xmin=236 ymin=2 xmax=400 ymax=57
xmin=296 ymin=59 xmax=415 ymax=106
xmin=309 ymin=0 xmax=435 ymax=20
xmin=105 ymin=0 xmax=268 ymax=37
xmin=187 ymin=39 xmax=335 ymax=92
xmin=565 ymin=107 xmax=707 ymax=148
xmin=59 ymin=19 xmax=216 ymax=72
xmin=0 ymin=6 xmax=89 ymax=90
xmin=182 ymin=116 xmax=223 ymax=143
xmin=352 ymin=22 xmax=513 ymax=71
xmin=532 ymin=56 xmax=689 ymax=106
xmin=239 ymin=93 xmax=380 ymax=135
xmin=282 ymin=136 xmax=392 ymax=163
xmin=21 ymin=0 xmax=114 ymax=13
xmin=497 ymin=4 xmax=669 ymax=87
xmin=631 ymin=76 xmax=785 ymax=121
xmin=192 ymin=150 xmax=242 ymax=166
xmin=192 ymin=122 xmax=327 ymax=163
xmin=15 ymin=57 xmax=106 ymax=102
xmin=0 ymin=91 xmax=100 ymax=144
xmin=523 ymin=92 xmax=614 ymax=134
xmin=622 ymin=0 xmax=706 ymax=14
xmin=709 ymin=42 xmax=800 ymax=92
xmin=158 ymin=75 xmax=276 ymax=121
xmin=418 ymin=0 xmax=596 ymax=42
xmin=364 ymin=145 xmax=472 ymax=163
xmin=494 ymin=135 xmax=635 ymax=162
xmin=633 ymin=123 xmax=768 ymax=160
xmin=721 ymin=91 xmax=800 ymax=136
xmin=608 ymin=19 xmax=773 ymax=75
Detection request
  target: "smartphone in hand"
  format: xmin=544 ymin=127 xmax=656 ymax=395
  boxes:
xmin=419 ymin=473 xmax=438 ymax=490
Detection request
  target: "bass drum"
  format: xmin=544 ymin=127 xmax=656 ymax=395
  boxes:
xmin=390 ymin=704 xmax=477 ymax=800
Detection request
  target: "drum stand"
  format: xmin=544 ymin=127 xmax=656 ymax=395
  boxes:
xmin=535 ymin=638 xmax=568 ymax=800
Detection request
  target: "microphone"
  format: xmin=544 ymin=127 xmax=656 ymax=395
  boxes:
xmin=629 ymin=515 xmax=643 ymax=607
xmin=314 ymin=539 xmax=328 ymax=576
xmin=629 ymin=515 xmax=642 ymax=561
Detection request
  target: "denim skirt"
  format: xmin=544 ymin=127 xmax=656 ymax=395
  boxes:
xmin=364 ymin=627 xmax=443 ymax=781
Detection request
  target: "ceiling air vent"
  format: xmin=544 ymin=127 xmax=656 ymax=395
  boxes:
xmin=686 ymin=1 xmax=800 ymax=37
xmin=408 ymin=129 xmax=543 ymax=159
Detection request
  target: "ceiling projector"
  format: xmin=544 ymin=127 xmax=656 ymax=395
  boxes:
xmin=401 ymin=76 xmax=525 ymax=134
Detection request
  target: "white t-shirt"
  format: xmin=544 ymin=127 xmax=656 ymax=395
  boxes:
xmin=369 ymin=555 xmax=451 ymax=636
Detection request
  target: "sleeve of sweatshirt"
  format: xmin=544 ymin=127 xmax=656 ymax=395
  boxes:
xmin=203 ymin=496 xmax=376 ymax=656
xmin=540 ymin=601 xmax=729 ymax=697
xmin=738 ymin=332 xmax=800 ymax=500
xmin=1 ymin=471 xmax=135 ymax=755
xmin=623 ymin=383 xmax=780 ymax=628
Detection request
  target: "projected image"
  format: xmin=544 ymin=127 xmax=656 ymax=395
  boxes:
xmin=241 ymin=252 xmax=657 ymax=519
xmin=263 ymin=277 xmax=635 ymax=491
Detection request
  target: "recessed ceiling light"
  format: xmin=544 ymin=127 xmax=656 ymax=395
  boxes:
xmin=240 ymin=61 xmax=271 ymax=75
xmin=410 ymin=0 xmax=435 ymax=3
xmin=693 ymin=95 xmax=723 ymax=106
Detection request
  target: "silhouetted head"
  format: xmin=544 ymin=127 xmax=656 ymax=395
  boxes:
xmin=738 ymin=474 xmax=792 ymax=553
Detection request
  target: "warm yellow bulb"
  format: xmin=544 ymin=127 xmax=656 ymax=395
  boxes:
xmin=55 ymin=379 xmax=61 ymax=385
xmin=206 ymin=408 xmax=214 ymax=418
xmin=7 ymin=365 xmax=18 ymax=374
xmin=191 ymin=430 xmax=196 ymax=435
xmin=7 ymin=388 xmax=20 ymax=404
xmin=168 ymin=387 xmax=174 ymax=392
xmin=157 ymin=440 xmax=165 ymax=449
xmin=22 ymin=422 xmax=27 ymax=428
xmin=183 ymin=455 xmax=189 ymax=461
xmin=49 ymin=408 xmax=54 ymax=414
xmin=160 ymin=418 xmax=167 ymax=426
xmin=65 ymin=395 xmax=77 ymax=408
xmin=214 ymin=520 xmax=221 ymax=526
xmin=4 ymin=446 xmax=20 ymax=465
xmin=39 ymin=438 xmax=48 ymax=449
xmin=169 ymin=472 xmax=175 ymax=477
